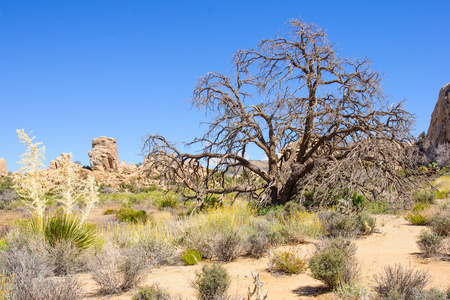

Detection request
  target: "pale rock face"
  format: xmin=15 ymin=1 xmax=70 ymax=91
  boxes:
xmin=88 ymin=137 xmax=119 ymax=172
xmin=49 ymin=153 xmax=72 ymax=170
xmin=428 ymin=83 xmax=450 ymax=150
xmin=0 ymin=158 xmax=7 ymax=175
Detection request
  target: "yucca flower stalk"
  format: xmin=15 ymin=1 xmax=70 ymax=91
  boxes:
xmin=14 ymin=129 xmax=49 ymax=225
xmin=81 ymin=174 xmax=99 ymax=224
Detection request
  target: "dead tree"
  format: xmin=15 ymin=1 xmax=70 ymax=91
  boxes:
xmin=143 ymin=19 xmax=422 ymax=207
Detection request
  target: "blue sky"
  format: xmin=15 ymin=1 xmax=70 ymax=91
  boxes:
xmin=1 ymin=1 xmax=449 ymax=172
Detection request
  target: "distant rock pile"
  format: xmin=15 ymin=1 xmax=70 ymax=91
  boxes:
xmin=427 ymin=83 xmax=450 ymax=150
xmin=48 ymin=153 xmax=72 ymax=170
xmin=88 ymin=137 xmax=119 ymax=172
xmin=0 ymin=158 xmax=6 ymax=175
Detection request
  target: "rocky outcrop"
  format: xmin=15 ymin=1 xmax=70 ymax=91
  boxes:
xmin=427 ymin=83 xmax=450 ymax=150
xmin=48 ymin=153 xmax=72 ymax=170
xmin=0 ymin=158 xmax=6 ymax=175
xmin=88 ymin=137 xmax=119 ymax=172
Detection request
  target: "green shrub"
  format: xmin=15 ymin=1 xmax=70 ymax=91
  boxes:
xmin=412 ymin=203 xmax=431 ymax=212
xmin=193 ymin=264 xmax=231 ymax=300
xmin=417 ymin=230 xmax=443 ymax=258
xmin=309 ymin=238 xmax=359 ymax=289
xmin=374 ymin=264 xmax=429 ymax=300
xmin=155 ymin=195 xmax=179 ymax=209
xmin=181 ymin=248 xmax=202 ymax=265
xmin=255 ymin=204 xmax=284 ymax=216
xmin=0 ymin=176 xmax=14 ymax=194
xmin=365 ymin=200 xmax=392 ymax=214
xmin=269 ymin=250 xmax=307 ymax=274
xmin=103 ymin=209 xmax=116 ymax=215
xmin=430 ymin=213 xmax=450 ymax=237
xmin=413 ymin=190 xmax=435 ymax=204
xmin=405 ymin=212 xmax=427 ymax=225
xmin=117 ymin=208 xmax=148 ymax=224
xmin=412 ymin=288 xmax=450 ymax=300
xmin=133 ymin=284 xmax=172 ymax=300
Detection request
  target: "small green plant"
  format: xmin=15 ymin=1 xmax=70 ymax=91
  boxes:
xmin=417 ymin=230 xmax=443 ymax=258
xmin=269 ymin=249 xmax=307 ymax=274
xmin=132 ymin=284 xmax=172 ymax=300
xmin=104 ymin=209 xmax=116 ymax=215
xmin=181 ymin=249 xmax=202 ymax=265
xmin=155 ymin=195 xmax=179 ymax=209
xmin=116 ymin=208 xmax=148 ymax=224
xmin=404 ymin=212 xmax=427 ymax=225
xmin=193 ymin=264 xmax=231 ymax=300
xmin=412 ymin=203 xmax=431 ymax=212
xmin=365 ymin=200 xmax=392 ymax=214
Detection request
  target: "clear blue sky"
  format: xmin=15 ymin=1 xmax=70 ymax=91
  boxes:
xmin=1 ymin=1 xmax=449 ymax=172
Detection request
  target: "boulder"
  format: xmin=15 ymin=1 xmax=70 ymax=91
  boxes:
xmin=427 ymin=83 xmax=450 ymax=150
xmin=0 ymin=158 xmax=6 ymax=175
xmin=88 ymin=137 xmax=119 ymax=172
xmin=49 ymin=153 xmax=72 ymax=170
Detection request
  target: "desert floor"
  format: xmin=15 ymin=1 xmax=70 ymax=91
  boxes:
xmin=75 ymin=214 xmax=450 ymax=299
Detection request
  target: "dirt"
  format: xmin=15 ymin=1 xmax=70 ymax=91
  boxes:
xmin=79 ymin=214 xmax=450 ymax=299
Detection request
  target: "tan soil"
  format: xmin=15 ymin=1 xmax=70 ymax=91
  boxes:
xmin=80 ymin=214 xmax=450 ymax=299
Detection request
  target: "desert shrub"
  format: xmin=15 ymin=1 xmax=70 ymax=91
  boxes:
xmin=211 ymin=228 xmax=245 ymax=262
xmin=412 ymin=288 xmax=450 ymax=300
xmin=46 ymin=239 xmax=86 ymax=276
xmin=100 ymin=187 xmax=117 ymax=194
xmin=413 ymin=190 xmax=436 ymax=204
xmin=309 ymin=237 xmax=359 ymax=289
xmin=334 ymin=283 xmax=369 ymax=300
xmin=155 ymin=195 xmax=179 ymax=209
xmin=117 ymin=207 xmax=148 ymax=224
xmin=247 ymin=230 xmax=271 ymax=259
xmin=355 ymin=212 xmax=376 ymax=235
xmin=104 ymin=208 xmax=116 ymax=215
xmin=430 ymin=213 xmax=450 ymax=237
xmin=374 ymin=264 xmax=429 ymax=300
xmin=255 ymin=204 xmax=284 ymax=216
xmin=89 ymin=245 xmax=149 ymax=294
xmin=283 ymin=201 xmax=305 ymax=215
xmin=413 ymin=203 xmax=432 ymax=212
xmin=417 ymin=230 xmax=443 ymax=258
xmin=276 ymin=210 xmax=324 ymax=242
xmin=181 ymin=248 xmax=202 ymax=265
xmin=0 ymin=191 xmax=18 ymax=210
xmin=133 ymin=284 xmax=173 ymax=300
xmin=319 ymin=211 xmax=357 ymax=238
xmin=405 ymin=212 xmax=427 ymax=225
xmin=193 ymin=264 xmax=231 ymax=300
xmin=0 ymin=236 xmax=84 ymax=299
xmin=365 ymin=200 xmax=393 ymax=214
xmin=269 ymin=249 xmax=307 ymax=275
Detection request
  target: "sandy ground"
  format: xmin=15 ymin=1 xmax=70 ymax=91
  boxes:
xmin=79 ymin=214 xmax=450 ymax=299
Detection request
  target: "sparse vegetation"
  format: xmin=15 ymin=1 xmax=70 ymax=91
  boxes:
xmin=181 ymin=248 xmax=202 ymax=265
xmin=116 ymin=207 xmax=148 ymax=224
xmin=269 ymin=249 xmax=307 ymax=274
xmin=374 ymin=264 xmax=430 ymax=300
xmin=193 ymin=264 xmax=231 ymax=300
xmin=417 ymin=230 xmax=444 ymax=258
xmin=309 ymin=237 xmax=360 ymax=289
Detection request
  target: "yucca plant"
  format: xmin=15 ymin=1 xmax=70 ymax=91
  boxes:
xmin=20 ymin=212 xmax=99 ymax=251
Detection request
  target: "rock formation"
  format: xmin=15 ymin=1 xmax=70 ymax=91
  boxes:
xmin=427 ymin=83 xmax=450 ymax=150
xmin=88 ymin=137 xmax=119 ymax=172
xmin=48 ymin=153 xmax=72 ymax=170
xmin=0 ymin=158 xmax=6 ymax=175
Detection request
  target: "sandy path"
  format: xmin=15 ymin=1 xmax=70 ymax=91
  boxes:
xmin=83 ymin=215 xmax=450 ymax=299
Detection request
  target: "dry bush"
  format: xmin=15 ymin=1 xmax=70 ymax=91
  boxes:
xmin=417 ymin=230 xmax=444 ymax=258
xmin=210 ymin=228 xmax=246 ymax=262
xmin=269 ymin=248 xmax=307 ymax=275
xmin=0 ymin=235 xmax=84 ymax=299
xmin=88 ymin=245 xmax=148 ymax=294
xmin=193 ymin=264 xmax=231 ymax=300
xmin=430 ymin=213 xmax=450 ymax=237
xmin=374 ymin=264 xmax=430 ymax=300
xmin=46 ymin=239 xmax=87 ymax=276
